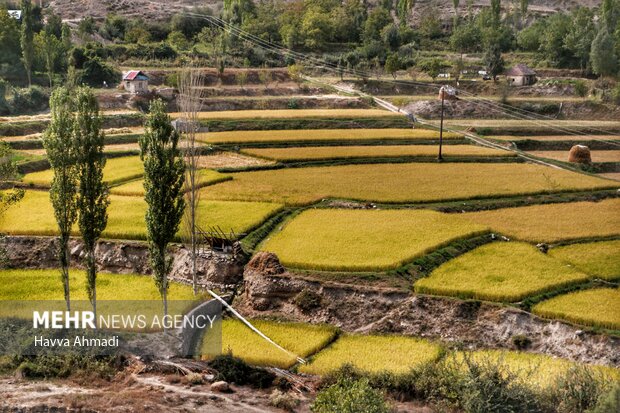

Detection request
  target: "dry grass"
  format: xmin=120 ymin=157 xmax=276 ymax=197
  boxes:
xmin=110 ymin=170 xmax=231 ymax=196
xmin=169 ymin=109 xmax=400 ymax=120
xmin=442 ymin=120 xmax=620 ymax=128
xmin=0 ymin=190 xmax=283 ymax=240
xmin=462 ymin=199 xmax=620 ymax=243
xmin=299 ymin=334 xmax=442 ymax=375
xmin=260 ymin=209 xmax=488 ymax=271
xmin=201 ymin=319 xmax=338 ymax=368
xmin=198 ymin=128 xmax=461 ymax=144
xmin=242 ymin=145 xmax=512 ymax=161
xmin=548 ymin=240 xmax=620 ymax=280
xmin=23 ymin=156 xmax=144 ymax=187
xmin=532 ymin=288 xmax=620 ymax=330
xmin=414 ymin=242 xmax=589 ymax=302
xmin=528 ymin=150 xmax=620 ymax=163
xmin=202 ymin=163 xmax=617 ymax=205
xmin=196 ymin=152 xmax=274 ymax=168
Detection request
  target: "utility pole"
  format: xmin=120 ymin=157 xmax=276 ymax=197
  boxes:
xmin=438 ymin=86 xmax=445 ymax=161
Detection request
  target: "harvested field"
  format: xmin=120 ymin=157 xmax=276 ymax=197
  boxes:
xmin=201 ymin=319 xmax=337 ymax=369
xmin=23 ymin=155 xmax=144 ymax=187
xmin=600 ymin=172 xmax=620 ymax=181
xmin=198 ymin=128 xmax=461 ymax=144
xmin=196 ymin=152 xmax=275 ymax=169
xmin=0 ymin=190 xmax=282 ymax=240
xmin=490 ymin=135 xmax=620 ymax=142
xmin=169 ymin=109 xmax=399 ymax=120
xmin=462 ymin=199 xmax=620 ymax=243
xmin=454 ymin=350 xmax=620 ymax=388
xmin=299 ymin=334 xmax=442 ymax=375
xmin=242 ymin=144 xmax=512 ymax=161
xmin=110 ymin=170 xmax=231 ymax=196
xmin=532 ymin=288 xmax=620 ymax=330
xmin=442 ymin=120 xmax=620 ymax=129
xmin=528 ymin=150 xmax=620 ymax=163
xmin=548 ymin=240 xmax=620 ymax=280
xmin=260 ymin=209 xmax=488 ymax=271
xmin=414 ymin=242 xmax=589 ymax=302
xmin=202 ymin=163 xmax=617 ymax=205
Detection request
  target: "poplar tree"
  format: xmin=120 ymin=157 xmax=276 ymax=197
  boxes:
xmin=20 ymin=0 xmax=34 ymax=87
xmin=74 ymin=87 xmax=109 ymax=317
xmin=43 ymin=87 xmax=78 ymax=311
xmin=140 ymin=99 xmax=185 ymax=317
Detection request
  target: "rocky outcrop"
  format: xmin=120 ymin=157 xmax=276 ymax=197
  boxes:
xmin=2 ymin=236 xmax=246 ymax=289
xmin=239 ymin=253 xmax=620 ymax=367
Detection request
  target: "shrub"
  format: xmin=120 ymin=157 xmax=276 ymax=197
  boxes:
xmin=574 ymin=81 xmax=588 ymax=98
xmin=10 ymin=86 xmax=49 ymax=114
xmin=207 ymin=354 xmax=275 ymax=388
xmin=590 ymin=383 xmax=620 ymax=413
xmin=293 ymin=289 xmax=322 ymax=312
xmin=311 ymin=377 xmax=391 ymax=413
xmin=545 ymin=365 xmax=610 ymax=413
xmin=269 ymin=389 xmax=299 ymax=412
xmin=512 ymin=335 xmax=532 ymax=350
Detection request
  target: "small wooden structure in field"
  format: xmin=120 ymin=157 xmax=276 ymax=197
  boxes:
xmin=506 ymin=64 xmax=537 ymax=86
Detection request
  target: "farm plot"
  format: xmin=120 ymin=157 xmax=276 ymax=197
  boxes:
xmin=529 ymin=150 xmax=620 ymax=163
xmin=414 ymin=242 xmax=589 ymax=302
xmin=22 ymin=156 xmax=144 ymax=187
xmin=463 ymin=199 xmax=620 ymax=243
xmin=299 ymin=334 xmax=442 ymax=375
xmin=201 ymin=319 xmax=337 ymax=369
xmin=241 ymin=144 xmax=512 ymax=161
xmin=489 ymin=135 xmax=620 ymax=142
xmin=202 ymin=163 xmax=617 ymax=205
xmin=548 ymin=240 xmax=620 ymax=280
xmin=442 ymin=119 xmax=620 ymax=129
xmin=110 ymin=169 xmax=231 ymax=196
xmin=198 ymin=128 xmax=462 ymax=144
xmin=169 ymin=109 xmax=400 ymax=120
xmin=260 ymin=209 xmax=488 ymax=271
xmin=453 ymin=350 xmax=619 ymax=388
xmin=532 ymin=288 xmax=620 ymax=330
xmin=0 ymin=190 xmax=282 ymax=240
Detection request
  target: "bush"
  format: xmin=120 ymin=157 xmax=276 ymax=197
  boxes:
xmin=10 ymin=86 xmax=49 ymax=114
xmin=590 ymin=383 xmax=620 ymax=413
xmin=574 ymin=81 xmax=588 ymax=98
xmin=311 ymin=377 xmax=390 ymax=413
xmin=293 ymin=289 xmax=322 ymax=312
xmin=76 ymin=56 xmax=120 ymax=87
xmin=545 ymin=365 xmax=609 ymax=413
xmin=207 ymin=354 xmax=275 ymax=388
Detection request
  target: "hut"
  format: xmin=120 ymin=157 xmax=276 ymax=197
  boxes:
xmin=506 ymin=64 xmax=537 ymax=86
xmin=122 ymin=70 xmax=150 ymax=94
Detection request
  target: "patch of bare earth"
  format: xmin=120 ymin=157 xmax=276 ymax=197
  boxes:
xmin=197 ymin=152 xmax=275 ymax=169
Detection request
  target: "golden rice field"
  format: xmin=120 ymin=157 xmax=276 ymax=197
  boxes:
xmin=201 ymin=319 xmax=338 ymax=369
xmin=23 ymin=156 xmax=144 ymax=187
xmin=260 ymin=209 xmax=487 ymax=271
xmin=169 ymin=109 xmax=400 ymax=120
xmin=453 ymin=350 xmax=620 ymax=388
xmin=548 ymin=240 xmax=620 ymax=280
xmin=241 ymin=145 xmax=512 ymax=161
xmin=299 ymin=334 xmax=442 ymax=375
xmin=490 ymin=135 xmax=620 ymax=142
xmin=414 ymin=242 xmax=589 ymax=302
xmin=463 ymin=199 xmax=620 ymax=243
xmin=529 ymin=150 xmax=620 ymax=163
xmin=197 ymin=128 xmax=461 ymax=144
xmin=533 ymin=288 xmax=620 ymax=330
xmin=202 ymin=163 xmax=617 ymax=205
xmin=0 ymin=190 xmax=282 ymax=240
xmin=110 ymin=169 xmax=231 ymax=196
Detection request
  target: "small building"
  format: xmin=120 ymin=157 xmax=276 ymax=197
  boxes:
xmin=506 ymin=64 xmax=537 ymax=86
xmin=122 ymin=70 xmax=150 ymax=94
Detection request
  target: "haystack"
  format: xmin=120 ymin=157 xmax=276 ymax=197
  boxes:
xmin=568 ymin=145 xmax=591 ymax=164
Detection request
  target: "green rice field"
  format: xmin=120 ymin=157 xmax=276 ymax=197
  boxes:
xmin=548 ymin=240 xmax=620 ymax=280
xmin=202 ymin=163 xmax=616 ymax=205
xmin=533 ymin=288 xmax=620 ymax=330
xmin=260 ymin=209 xmax=488 ymax=271
xmin=414 ymin=242 xmax=590 ymax=302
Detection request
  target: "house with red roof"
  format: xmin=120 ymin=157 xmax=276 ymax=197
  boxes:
xmin=122 ymin=70 xmax=150 ymax=94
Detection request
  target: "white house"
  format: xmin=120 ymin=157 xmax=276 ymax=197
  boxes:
xmin=122 ymin=70 xmax=150 ymax=94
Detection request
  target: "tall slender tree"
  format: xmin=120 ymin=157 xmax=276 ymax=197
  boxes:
xmin=140 ymin=99 xmax=185 ymax=317
xmin=74 ymin=87 xmax=108 ymax=318
xmin=43 ymin=87 xmax=78 ymax=311
xmin=20 ymin=0 xmax=34 ymax=87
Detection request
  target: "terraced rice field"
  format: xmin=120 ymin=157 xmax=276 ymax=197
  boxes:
xmin=532 ymin=288 xmax=620 ymax=330
xmin=454 ymin=350 xmax=620 ymax=387
xmin=18 ymin=143 xmax=142 ymax=157
xmin=529 ymin=150 xmax=620 ymax=163
xmin=23 ymin=156 xmax=144 ymax=187
xmin=299 ymin=334 xmax=442 ymax=375
xmin=414 ymin=242 xmax=589 ymax=302
xmin=110 ymin=169 xmax=231 ymax=196
xmin=241 ymin=144 xmax=512 ymax=161
xmin=548 ymin=240 xmax=620 ymax=280
xmin=201 ymin=319 xmax=338 ymax=369
xmin=0 ymin=190 xmax=282 ymax=240
xmin=442 ymin=119 xmax=620 ymax=129
xmin=489 ymin=135 xmax=620 ymax=142
xmin=202 ymin=163 xmax=617 ymax=205
xmin=198 ymin=128 xmax=461 ymax=144
xmin=169 ymin=109 xmax=400 ymax=120
xmin=463 ymin=199 xmax=620 ymax=243
xmin=260 ymin=209 xmax=488 ymax=271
